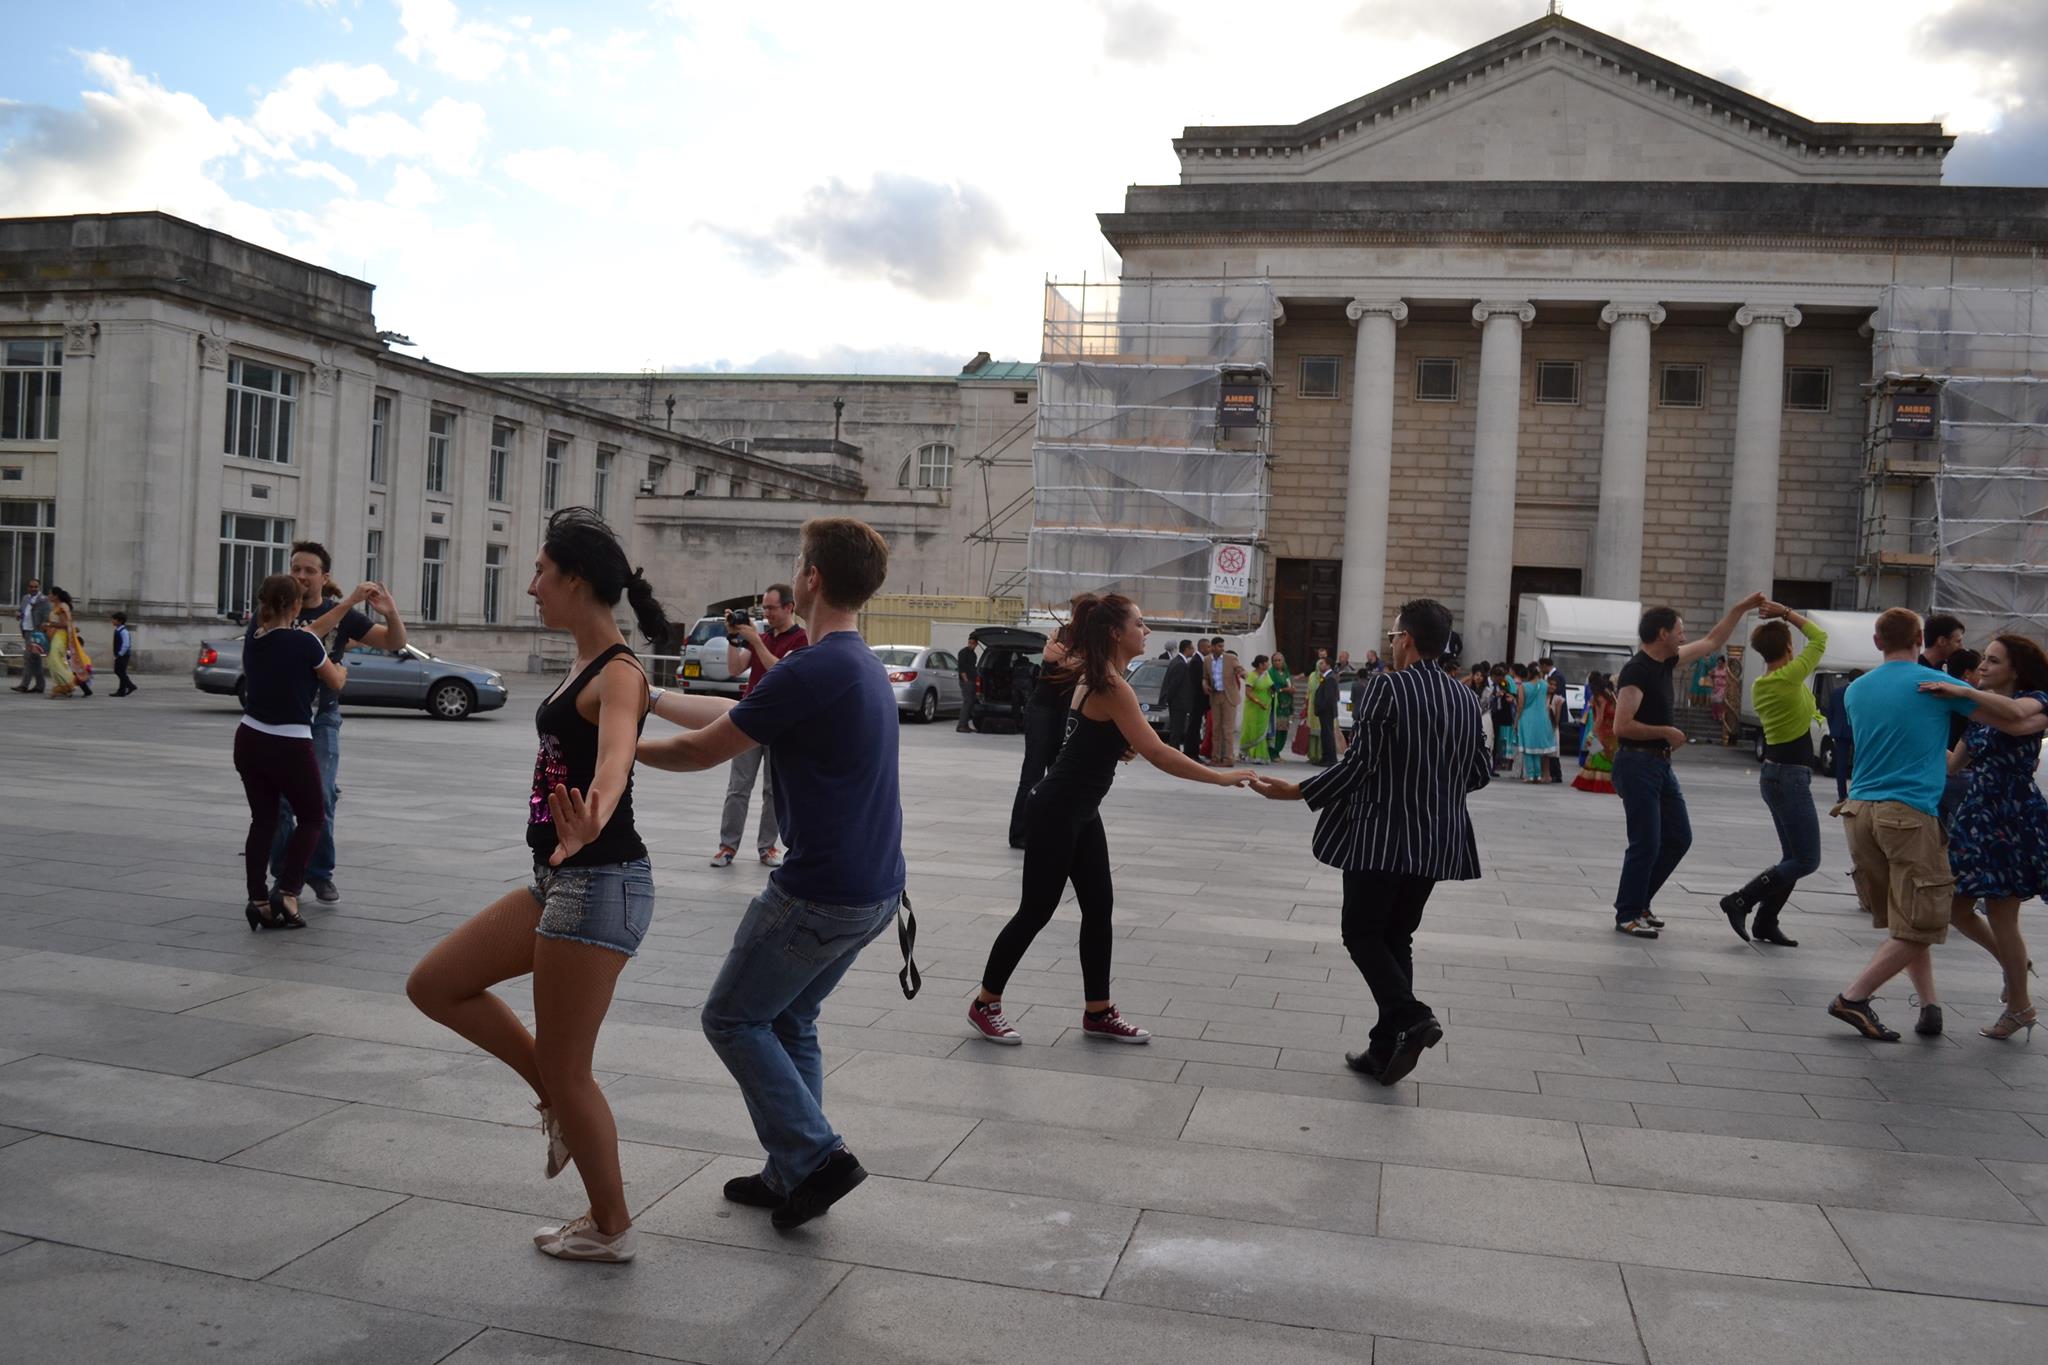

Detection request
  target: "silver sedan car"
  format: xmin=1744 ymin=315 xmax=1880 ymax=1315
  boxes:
xmin=193 ymin=637 xmax=509 ymax=720
xmin=872 ymin=645 xmax=964 ymax=723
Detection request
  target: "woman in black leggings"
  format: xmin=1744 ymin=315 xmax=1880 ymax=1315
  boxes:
xmin=970 ymin=593 xmax=1251 ymax=1045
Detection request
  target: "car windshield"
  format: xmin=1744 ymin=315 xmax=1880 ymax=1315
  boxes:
xmin=1550 ymin=647 xmax=1634 ymax=687
xmin=687 ymin=619 xmax=727 ymax=646
xmin=873 ymin=648 xmax=919 ymax=666
xmin=1129 ymin=661 xmax=1167 ymax=691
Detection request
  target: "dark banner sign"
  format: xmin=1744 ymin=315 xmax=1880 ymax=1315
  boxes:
xmin=1218 ymin=383 xmax=1260 ymax=428
xmin=1891 ymin=396 xmax=1937 ymax=440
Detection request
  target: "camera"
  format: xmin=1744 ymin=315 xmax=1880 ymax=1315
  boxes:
xmin=725 ymin=608 xmax=752 ymax=630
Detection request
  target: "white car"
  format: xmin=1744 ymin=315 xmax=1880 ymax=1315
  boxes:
xmin=873 ymin=645 xmax=965 ymax=722
xmin=678 ymin=614 xmax=747 ymax=697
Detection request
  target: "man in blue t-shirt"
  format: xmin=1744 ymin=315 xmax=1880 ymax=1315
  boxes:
xmin=639 ymin=516 xmax=904 ymax=1230
xmin=1828 ymin=608 xmax=2048 ymax=1043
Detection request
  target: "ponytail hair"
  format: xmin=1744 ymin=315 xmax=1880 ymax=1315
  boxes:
xmin=542 ymin=506 xmax=673 ymax=645
xmin=1046 ymin=591 xmax=1136 ymax=695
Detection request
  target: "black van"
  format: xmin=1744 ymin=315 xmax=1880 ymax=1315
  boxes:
xmin=968 ymin=626 xmax=1048 ymax=732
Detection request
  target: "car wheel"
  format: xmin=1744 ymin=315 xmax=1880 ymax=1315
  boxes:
xmin=429 ymin=680 xmax=475 ymax=720
xmin=918 ymin=689 xmax=938 ymax=723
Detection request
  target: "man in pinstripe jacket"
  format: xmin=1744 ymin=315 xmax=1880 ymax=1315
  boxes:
xmin=1252 ymin=599 xmax=1493 ymax=1086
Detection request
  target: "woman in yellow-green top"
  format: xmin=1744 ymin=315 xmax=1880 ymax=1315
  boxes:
xmin=1719 ymin=602 xmax=1828 ymax=947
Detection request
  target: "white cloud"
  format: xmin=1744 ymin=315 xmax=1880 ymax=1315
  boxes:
xmin=501 ymin=146 xmax=623 ymax=205
xmin=285 ymin=159 xmax=361 ymax=195
xmin=252 ymin=61 xmax=399 ymax=150
xmin=386 ymin=163 xmax=439 ymax=207
xmin=395 ymin=0 xmax=523 ymax=80
xmin=330 ymin=97 xmax=487 ymax=175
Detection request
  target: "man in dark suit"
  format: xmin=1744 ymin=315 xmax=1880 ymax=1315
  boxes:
xmin=1163 ymin=639 xmax=1198 ymax=757
xmin=1313 ymin=655 xmax=1341 ymax=766
xmin=1252 ymin=599 xmax=1492 ymax=1086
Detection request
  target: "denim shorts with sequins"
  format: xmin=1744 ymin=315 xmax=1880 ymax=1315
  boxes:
xmin=530 ymin=857 xmax=655 ymax=957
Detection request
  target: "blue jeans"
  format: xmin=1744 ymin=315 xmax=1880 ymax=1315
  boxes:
xmin=701 ymin=880 xmax=900 ymax=1195
xmin=1758 ymin=761 xmax=1822 ymax=885
xmin=271 ymin=707 xmax=340 ymax=882
xmin=1612 ymin=750 xmax=1692 ymax=922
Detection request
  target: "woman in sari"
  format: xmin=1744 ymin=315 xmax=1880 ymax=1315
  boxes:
xmin=1267 ymin=653 xmax=1293 ymax=762
xmin=1572 ymin=673 xmax=1617 ymax=794
xmin=43 ymin=587 xmax=92 ymax=698
xmin=1239 ymin=654 xmax=1274 ymax=762
xmin=1517 ymin=665 xmax=1557 ymax=783
xmin=1303 ymin=662 xmax=1324 ymax=763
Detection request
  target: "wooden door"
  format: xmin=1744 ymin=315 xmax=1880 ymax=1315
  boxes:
xmin=1275 ymin=559 xmax=1342 ymax=668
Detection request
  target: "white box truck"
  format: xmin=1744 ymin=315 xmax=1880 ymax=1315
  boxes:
xmin=1736 ymin=610 xmax=1885 ymax=769
xmin=1512 ymin=596 xmax=1643 ymax=737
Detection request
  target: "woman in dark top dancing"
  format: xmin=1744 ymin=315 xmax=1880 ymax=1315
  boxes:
xmin=970 ymin=593 xmax=1252 ymax=1045
xmin=234 ymin=573 xmax=348 ymax=930
xmin=407 ymin=508 xmax=671 ymax=1263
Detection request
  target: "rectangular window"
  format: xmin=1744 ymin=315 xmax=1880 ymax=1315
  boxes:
xmin=1 ymin=340 xmax=63 ymax=441
xmin=488 ymin=421 xmax=514 ymax=503
xmin=420 ymin=537 xmax=447 ymax=622
xmin=544 ymin=437 xmax=566 ymax=512
xmin=1534 ymin=360 xmax=1581 ymax=405
xmin=369 ymin=394 xmax=391 ymax=484
xmin=648 ymin=457 xmax=668 ymax=492
xmin=1298 ymin=356 xmax=1341 ymax=400
xmin=216 ymin=512 xmax=294 ymax=615
xmin=730 ymin=476 xmax=745 ymax=498
xmin=364 ymin=528 xmax=382 ymax=585
xmin=224 ymin=358 xmax=300 ymax=463
xmin=0 ymin=498 xmax=57 ymax=606
xmin=426 ymin=410 xmax=454 ymax=494
xmin=483 ymin=544 xmax=506 ymax=625
xmin=1659 ymin=364 xmax=1705 ymax=409
xmin=693 ymin=467 xmax=712 ymax=494
xmin=1785 ymin=366 xmax=1832 ymax=412
xmin=1414 ymin=357 xmax=1460 ymax=402
xmin=594 ymin=447 xmax=615 ymax=520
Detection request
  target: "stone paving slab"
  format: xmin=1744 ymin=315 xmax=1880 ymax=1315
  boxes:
xmin=269 ymin=1196 xmax=846 ymax=1365
xmin=0 ymin=1240 xmax=480 ymax=1365
xmin=1825 ymin=1206 xmax=2048 ymax=1305
xmin=0 ymin=1054 xmax=343 ymax=1159
xmin=1107 ymin=1209 xmax=1644 ymax=1363
xmin=202 ymin=1033 xmax=576 ymax=1127
xmin=0 ymin=990 xmax=303 ymax=1076
xmin=0 ymin=1132 xmax=403 ymax=1278
xmin=442 ymin=1328 xmax=685 ymax=1364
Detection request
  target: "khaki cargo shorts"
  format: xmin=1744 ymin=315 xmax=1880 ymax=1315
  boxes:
xmin=1832 ymin=799 xmax=1955 ymax=945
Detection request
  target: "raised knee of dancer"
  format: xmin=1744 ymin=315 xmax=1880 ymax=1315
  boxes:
xmin=402 ymin=967 xmax=442 ymax=1016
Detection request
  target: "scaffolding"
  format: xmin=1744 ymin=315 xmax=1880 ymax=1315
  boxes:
xmin=1860 ymin=285 xmax=2048 ymax=636
xmin=1027 ymin=277 xmax=1274 ymax=627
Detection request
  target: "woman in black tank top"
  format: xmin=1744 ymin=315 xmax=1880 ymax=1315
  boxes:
xmin=407 ymin=508 xmax=673 ymax=1264
xmin=969 ymin=594 xmax=1253 ymax=1047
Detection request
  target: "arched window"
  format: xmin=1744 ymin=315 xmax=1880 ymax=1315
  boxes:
xmin=720 ymin=437 xmax=752 ymax=454
xmin=914 ymin=441 xmax=954 ymax=491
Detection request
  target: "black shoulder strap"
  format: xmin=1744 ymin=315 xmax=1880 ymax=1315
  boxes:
xmin=895 ymin=890 xmax=920 ymax=1000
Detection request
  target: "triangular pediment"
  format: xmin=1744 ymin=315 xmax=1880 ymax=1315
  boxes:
xmin=1176 ymin=15 xmax=1949 ymax=186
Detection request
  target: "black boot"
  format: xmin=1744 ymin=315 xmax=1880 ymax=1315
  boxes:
xmin=1719 ymin=871 xmax=1779 ymax=943
xmin=1751 ymin=886 xmax=1798 ymax=947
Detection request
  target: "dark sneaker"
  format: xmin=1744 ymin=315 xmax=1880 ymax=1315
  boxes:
xmin=1914 ymin=1002 xmax=1944 ymax=1037
xmin=967 ymin=998 xmax=1022 ymax=1045
xmin=1373 ymin=1017 xmax=1444 ymax=1086
xmin=771 ymin=1147 xmax=867 ymax=1230
xmin=1081 ymin=1005 xmax=1151 ymax=1044
xmin=722 ymin=1173 xmax=784 ymax=1209
xmin=1828 ymin=994 xmax=1901 ymax=1042
xmin=308 ymin=877 xmax=340 ymax=904
xmin=1640 ymin=912 xmax=1667 ymax=930
xmin=1615 ymin=918 xmax=1660 ymax=939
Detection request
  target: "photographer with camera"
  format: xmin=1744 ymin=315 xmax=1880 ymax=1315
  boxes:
xmin=711 ymin=584 xmax=807 ymax=868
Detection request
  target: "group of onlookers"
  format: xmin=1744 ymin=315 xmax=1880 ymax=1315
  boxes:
xmin=11 ymin=577 xmax=136 ymax=698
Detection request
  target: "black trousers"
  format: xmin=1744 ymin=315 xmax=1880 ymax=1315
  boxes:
xmin=983 ymin=798 xmax=1114 ymax=1001
xmin=1340 ymin=869 xmax=1438 ymax=1052
xmin=234 ymin=725 xmax=325 ymax=902
xmin=956 ymin=671 xmax=977 ymax=729
xmin=1179 ymin=698 xmax=1207 ymax=760
xmin=114 ymin=655 xmax=134 ymax=692
xmin=1008 ymin=694 xmax=1067 ymax=845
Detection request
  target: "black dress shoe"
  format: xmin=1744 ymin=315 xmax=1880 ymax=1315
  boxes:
xmin=1343 ymin=1050 xmax=1385 ymax=1077
xmin=722 ymin=1173 xmax=784 ymax=1209
xmin=771 ymin=1147 xmax=867 ymax=1230
xmin=1751 ymin=923 xmax=1798 ymax=947
xmin=1640 ymin=912 xmax=1667 ymax=930
xmin=1915 ymin=1003 xmax=1944 ymax=1037
xmin=1374 ymin=1017 xmax=1444 ymax=1086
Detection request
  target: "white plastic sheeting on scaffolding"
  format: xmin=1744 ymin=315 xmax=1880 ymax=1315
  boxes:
xmin=1872 ymin=285 xmax=2048 ymax=634
xmin=1029 ymin=278 xmax=1273 ymax=624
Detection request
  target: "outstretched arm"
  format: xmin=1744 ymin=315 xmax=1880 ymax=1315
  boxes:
xmin=1100 ymin=678 xmax=1248 ymax=787
xmin=1919 ymin=681 xmax=2048 ymax=736
xmin=1677 ymin=592 xmax=1767 ymax=667
xmin=638 ymin=712 xmax=759 ymax=772
xmin=649 ymin=688 xmax=736 ymax=730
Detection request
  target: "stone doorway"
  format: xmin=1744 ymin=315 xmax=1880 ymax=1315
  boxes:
xmin=1275 ymin=558 xmax=1342 ymax=670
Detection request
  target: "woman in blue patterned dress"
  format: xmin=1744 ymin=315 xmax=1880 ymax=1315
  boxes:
xmin=1926 ymin=635 xmax=2048 ymax=1041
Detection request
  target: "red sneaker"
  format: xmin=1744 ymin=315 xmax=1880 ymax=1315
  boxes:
xmin=967 ymin=998 xmax=1022 ymax=1045
xmin=1082 ymin=1006 xmax=1151 ymax=1044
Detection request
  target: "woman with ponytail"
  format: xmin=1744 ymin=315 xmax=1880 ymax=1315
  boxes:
xmin=970 ymin=594 xmax=1254 ymax=1045
xmin=407 ymin=507 xmax=671 ymax=1263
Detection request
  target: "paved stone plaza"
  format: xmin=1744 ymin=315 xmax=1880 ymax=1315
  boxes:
xmin=1 ymin=686 xmax=2046 ymax=1364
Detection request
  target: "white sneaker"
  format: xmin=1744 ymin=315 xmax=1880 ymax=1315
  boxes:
xmin=710 ymin=847 xmax=736 ymax=868
xmin=534 ymin=1214 xmax=637 ymax=1262
xmin=759 ymin=847 xmax=784 ymax=868
xmin=536 ymin=1102 xmax=571 ymax=1180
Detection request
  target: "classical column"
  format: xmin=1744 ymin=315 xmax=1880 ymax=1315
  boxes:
xmin=1461 ymin=301 xmax=1535 ymax=663
xmin=1337 ymin=297 xmax=1406 ymax=653
xmin=1724 ymin=304 xmax=1802 ymax=606
xmin=1593 ymin=301 xmax=1665 ymax=601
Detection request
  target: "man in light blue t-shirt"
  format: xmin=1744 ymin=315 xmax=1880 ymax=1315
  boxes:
xmin=1828 ymin=608 xmax=2048 ymax=1042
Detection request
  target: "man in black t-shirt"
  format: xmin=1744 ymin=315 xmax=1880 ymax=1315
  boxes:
xmin=269 ymin=541 xmax=407 ymax=903
xmin=1610 ymin=592 xmax=1767 ymax=938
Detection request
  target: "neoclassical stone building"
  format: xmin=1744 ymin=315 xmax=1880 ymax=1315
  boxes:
xmin=1095 ymin=12 xmax=2048 ymax=663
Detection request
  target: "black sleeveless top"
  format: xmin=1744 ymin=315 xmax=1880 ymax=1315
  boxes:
xmin=527 ymin=643 xmax=648 ymax=867
xmin=1032 ymin=702 xmax=1128 ymax=812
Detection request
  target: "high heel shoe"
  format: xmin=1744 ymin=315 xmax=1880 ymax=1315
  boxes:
xmin=269 ymin=888 xmax=308 ymax=930
xmin=1981 ymin=1006 xmax=2038 ymax=1041
xmin=2002 ymin=960 xmax=2036 ymax=1005
xmin=244 ymin=899 xmax=275 ymax=931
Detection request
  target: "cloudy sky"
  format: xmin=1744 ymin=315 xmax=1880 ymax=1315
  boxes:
xmin=3 ymin=0 xmax=2042 ymax=374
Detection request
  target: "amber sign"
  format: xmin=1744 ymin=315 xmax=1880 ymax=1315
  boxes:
xmin=1218 ymin=383 xmax=1260 ymax=428
xmin=1891 ymin=397 xmax=1937 ymax=440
